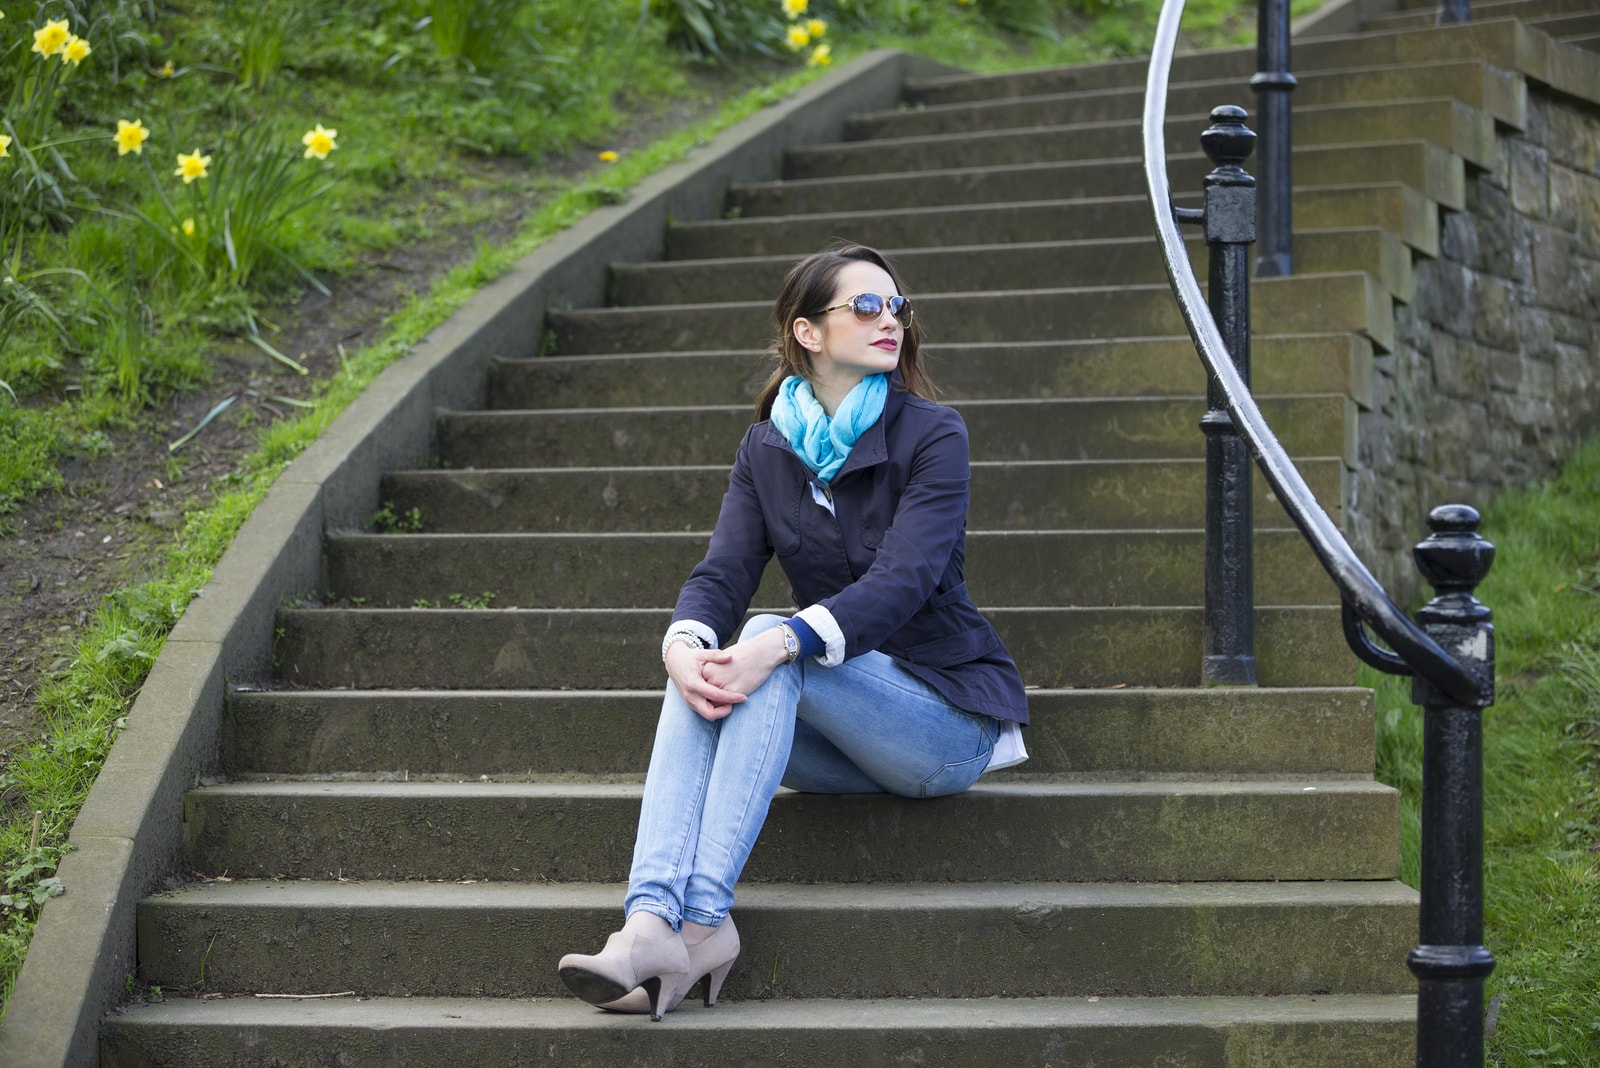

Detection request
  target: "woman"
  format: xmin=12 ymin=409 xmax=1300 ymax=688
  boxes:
xmin=557 ymin=243 xmax=1029 ymax=1020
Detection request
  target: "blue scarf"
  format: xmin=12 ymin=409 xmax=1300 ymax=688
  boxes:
xmin=770 ymin=374 xmax=888 ymax=484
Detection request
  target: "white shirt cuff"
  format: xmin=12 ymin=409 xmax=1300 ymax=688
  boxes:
xmin=796 ymin=604 xmax=845 ymax=667
xmin=662 ymin=619 xmax=719 ymax=658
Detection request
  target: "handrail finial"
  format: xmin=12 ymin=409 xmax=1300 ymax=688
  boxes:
xmin=1199 ymin=106 xmax=1256 ymax=174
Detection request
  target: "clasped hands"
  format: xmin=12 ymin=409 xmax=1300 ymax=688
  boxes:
xmin=665 ymin=626 xmax=792 ymax=722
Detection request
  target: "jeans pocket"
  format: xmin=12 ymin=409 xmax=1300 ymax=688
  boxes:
xmin=919 ymin=724 xmax=996 ymax=798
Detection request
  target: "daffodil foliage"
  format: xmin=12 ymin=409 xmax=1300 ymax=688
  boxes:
xmin=107 ymin=120 xmax=341 ymax=310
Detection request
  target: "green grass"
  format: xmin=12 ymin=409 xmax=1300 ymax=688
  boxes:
xmin=1373 ymin=436 xmax=1600 ymax=1066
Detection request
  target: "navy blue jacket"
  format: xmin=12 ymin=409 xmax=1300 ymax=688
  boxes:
xmin=671 ymin=382 xmax=1030 ymax=725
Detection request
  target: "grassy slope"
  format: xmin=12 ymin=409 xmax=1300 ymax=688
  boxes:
xmin=1373 ymin=437 xmax=1600 ymax=1065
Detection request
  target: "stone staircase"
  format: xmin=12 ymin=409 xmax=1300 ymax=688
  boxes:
xmin=95 ymin=8 xmax=1595 ymax=1064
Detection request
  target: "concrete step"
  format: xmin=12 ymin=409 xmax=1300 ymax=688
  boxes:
xmin=616 ymin=230 xmax=1414 ymax=309
xmin=850 ymin=64 xmax=1520 ymax=139
xmin=1295 ymin=21 xmax=1600 ymax=107
xmin=1527 ymin=11 xmax=1600 ymax=39
xmin=491 ymin=333 xmax=1375 ymax=409
xmin=131 ymin=879 xmax=1416 ymax=999
xmin=1407 ymin=5 xmax=1600 ymax=42
xmin=434 ymin=395 xmax=1355 ymax=470
xmin=181 ymin=779 xmax=1397 ymax=883
xmin=899 ymin=20 xmax=1541 ymax=105
xmin=375 ymin=457 xmax=1347 ymax=534
xmin=547 ymin=276 xmax=1393 ymax=356
xmin=272 ymin=604 xmax=1353 ymax=690
xmin=666 ymin=186 xmax=1437 ymax=260
xmin=731 ymin=140 xmax=1464 ymax=216
xmin=1373 ymin=0 xmax=1596 ymax=31
xmin=782 ymin=99 xmax=1493 ymax=179
xmin=99 ymin=993 xmax=1418 ymax=1068
xmin=222 ymin=686 xmax=1376 ymax=778
xmin=322 ymin=528 xmax=1338 ymax=610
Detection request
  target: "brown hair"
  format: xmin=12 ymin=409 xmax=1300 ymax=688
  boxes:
xmin=753 ymin=243 xmax=936 ymax=421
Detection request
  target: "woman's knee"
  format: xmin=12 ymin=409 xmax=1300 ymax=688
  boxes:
xmin=738 ymin=613 xmax=789 ymax=642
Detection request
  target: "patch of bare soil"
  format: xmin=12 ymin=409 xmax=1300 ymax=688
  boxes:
xmin=0 ymin=83 xmax=739 ymax=781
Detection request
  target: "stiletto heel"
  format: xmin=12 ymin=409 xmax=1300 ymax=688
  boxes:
xmin=638 ymin=976 xmax=665 ymax=1021
xmin=701 ymin=957 xmax=736 ymax=1007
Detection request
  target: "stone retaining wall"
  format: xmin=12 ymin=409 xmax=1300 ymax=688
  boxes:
xmin=1350 ymin=85 xmax=1600 ymax=598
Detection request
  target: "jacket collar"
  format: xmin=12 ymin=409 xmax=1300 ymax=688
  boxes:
xmin=762 ymin=374 xmax=907 ymax=481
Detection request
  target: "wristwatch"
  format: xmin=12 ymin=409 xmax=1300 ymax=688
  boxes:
xmin=779 ymin=623 xmax=799 ymax=664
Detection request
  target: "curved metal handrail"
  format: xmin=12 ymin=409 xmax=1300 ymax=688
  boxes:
xmin=1140 ymin=0 xmax=1480 ymax=705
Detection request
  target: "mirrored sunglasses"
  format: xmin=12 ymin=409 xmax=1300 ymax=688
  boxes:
xmin=821 ymin=292 xmax=914 ymax=327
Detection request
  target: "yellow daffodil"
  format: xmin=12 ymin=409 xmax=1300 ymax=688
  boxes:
xmin=114 ymin=119 xmax=149 ymax=156
xmin=175 ymin=148 xmax=211 ymax=183
xmin=157 ymin=59 xmax=174 ymax=77
xmin=181 ymin=218 xmax=195 ymax=237
xmin=301 ymin=123 xmax=337 ymax=160
xmin=33 ymin=18 xmax=70 ymax=57
xmin=0 ymin=135 xmax=10 ymax=159
xmin=781 ymin=0 xmax=806 ymax=17
xmin=61 ymin=34 xmax=90 ymax=65
xmin=598 ymin=150 xmax=618 ymax=163
xmin=807 ymin=43 xmax=831 ymax=67
xmin=1 ymin=11 xmax=6 ymax=19
xmin=806 ymin=18 xmax=826 ymax=38
xmin=785 ymin=25 xmax=809 ymax=50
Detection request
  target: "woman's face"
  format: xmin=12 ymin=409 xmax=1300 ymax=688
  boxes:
xmin=796 ymin=259 xmax=904 ymax=385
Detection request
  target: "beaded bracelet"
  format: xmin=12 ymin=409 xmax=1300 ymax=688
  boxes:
xmin=661 ymin=630 xmax=708 ymax=664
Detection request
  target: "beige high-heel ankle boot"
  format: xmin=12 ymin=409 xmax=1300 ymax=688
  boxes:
xmin=558 ymin=917 xmax=690 ymax=1021
xmin=600 ymin=915 xmax=741 ymax=1015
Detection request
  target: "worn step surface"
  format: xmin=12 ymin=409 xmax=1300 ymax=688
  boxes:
xmin=491 ymin=332 xmax=1376 ymax=408
xmin=134 ymin=879 xmax=1415 ymax=999
xmin=375 ymin=456 xmax=1348 ymax=534
xmin=323 ymin=528 xmax=1338 ymax=609
xmin=435 ymin=395 xmax=1356 ymax=469
xmin=861 ymin=59 xmax=1527 ymax=131
xmin=1376 ymin=0 xmax=1594 ymax=28
xmin=551 ymin=276 xmax=1392 ymax=355
xmin=728 ymin=140 xmax=1464 ymax=216
xmin=781 ymin=99 xmax=1492 ymax=179
xmin=181 ymin=779 xmax=1398 ymax=884
xmin=666 ymin=187 xmax=1435 ymax=260
xmin=866 ymin=69 xmax=1504 ymax=136
xmin=609 ymin=230 xmax=1415 ymax=308
xmin=899 ymin=20 xmax=1547 ymax=104
xmin=272 ymin=604 xmax=1353 ymax=690
xmin=222 ymin=686 xmax=1375 ymax=778
xmin=100 ymin=994 xmax=1418 ymax=1068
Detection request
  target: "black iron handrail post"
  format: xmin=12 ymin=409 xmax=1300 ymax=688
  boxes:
xmin=1195 ymin=106 xmax=1257 ymax=686
xmin=1438 ymin=0 xmax=1472 ymax=24
xmin=1409 ymin=505 xmax=1497 ymax=1067
xmin=1251 ymin=0 xmax=1295 ymax=277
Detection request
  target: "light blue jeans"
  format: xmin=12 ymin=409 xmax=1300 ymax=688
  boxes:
xmin=624 ymin=614 xmax=1000 ymax=929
